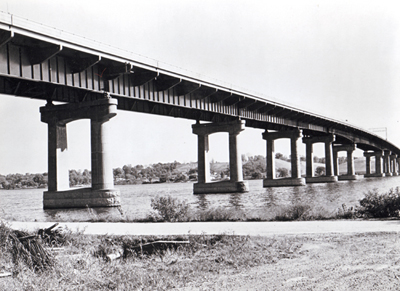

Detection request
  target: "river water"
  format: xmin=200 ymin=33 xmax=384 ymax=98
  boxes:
xmin=1 ymin=177 xmax=400 ymax=222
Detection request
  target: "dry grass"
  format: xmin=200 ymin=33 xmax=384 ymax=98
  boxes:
xmin=3 ymin=223 xmax=400 ymax=290
xmin=0 ymin=223 xmax=302 ymax=291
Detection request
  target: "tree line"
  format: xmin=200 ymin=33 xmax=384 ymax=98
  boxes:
xmin=0 ymin=153 xmax=337 ymax=189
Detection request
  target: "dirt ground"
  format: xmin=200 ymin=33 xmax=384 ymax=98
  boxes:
xmin=177 ymin=232 xmax=400 ymax=290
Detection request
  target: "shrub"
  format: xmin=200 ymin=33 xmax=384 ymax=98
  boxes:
xmin=315 ymin=166 xmax=325 ymax=176
xmin=150 ymin=196 xmax=191 ymax=222
xmin=276 ymin=167 xmax=290 ymax=178
xmin=358 ymin=187 xmax=400 ymax=218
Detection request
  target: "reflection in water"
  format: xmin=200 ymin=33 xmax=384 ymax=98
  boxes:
xmin=3 ymin=177 xmax=400 ymax=222
xmin=229 ymin=193 xmax=243 ymax=209
xmin=290 ymin=187 xmax=303 ymax=205
xmin=263 ymin=188 xmax=279 ymax=207
xmin=195 ymin=195 xmax=210 ymax=210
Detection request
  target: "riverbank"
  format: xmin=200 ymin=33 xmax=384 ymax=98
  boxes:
xmin=8 ymin=219 xmax=400 ymax=236
xmin=3 ymin=220 xmax=400 ymax=290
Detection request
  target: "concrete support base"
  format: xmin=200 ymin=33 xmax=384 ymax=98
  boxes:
xmin=306 ymin=176 xmax=338 ymax=183
xmin=364 ymin=173 xmax=386 ymax=178
xmin=263 ymin=177 xmax=306 ymax=187
xmin=193 ymin=181 xmax=249 ymax=194
xmin=338 ymin=175 xmax=364 ymax=181
xmin=43 ymin=188 xmax=121 ymax=209
xmin=385 ymin=173 xmax=394 ymax=177
xmin=393 ymin=172 xmax=399 ymax=176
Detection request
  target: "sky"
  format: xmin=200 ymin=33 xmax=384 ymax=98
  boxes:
xmin=1 ymin=0 xmax=400 ymax=174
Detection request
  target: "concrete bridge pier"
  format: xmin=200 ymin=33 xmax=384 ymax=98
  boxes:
xmin=263 ymin=129 xmax=306 ymax=187
xmin=40 ymin=98 xmax=121 ymax=209
xmin=384 ymin=150 xmax=393 ymax=177
xmin=363 ymin=151 xmax=385 ymax=177
xmin=333 ymin=144 xmax=363 ymax=180
xmin=364 ymin=151 xmax=385 ymax=177
xmin=302 ymin=134 xmax=338 ymax=183
xmin=192 ymin=120 xmax=249 ymax=194
xmin=396 ymin=157 xmax=400 ymax=176
xmin=390 ymin=154 xmax=398 ymax=176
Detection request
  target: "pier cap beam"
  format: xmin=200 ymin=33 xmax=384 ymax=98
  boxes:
xmin=192 ymin=119 xmax=245 ymax=136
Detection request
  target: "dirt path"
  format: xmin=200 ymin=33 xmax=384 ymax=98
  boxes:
xmin=8 ymin=220 xmax=400 ymax=236
xmin=176 ymin=233 xmax=400 ymax=290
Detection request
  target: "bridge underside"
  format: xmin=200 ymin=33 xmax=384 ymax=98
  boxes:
xmin=0 ymin=24 xmax=397 ymax=154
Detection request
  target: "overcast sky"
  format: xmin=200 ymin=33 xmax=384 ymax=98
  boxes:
xmin=1 ymin=0 xmax=400 ymax=174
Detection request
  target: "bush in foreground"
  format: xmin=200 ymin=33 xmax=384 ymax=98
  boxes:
xmin=357 ymin=187 xmax=400 ymax=218
xmin=150 ymin=196 xmax=191 ymax=222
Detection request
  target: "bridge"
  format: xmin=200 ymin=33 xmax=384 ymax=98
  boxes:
xmin=1 ymin=12 xmax=399 ymax=209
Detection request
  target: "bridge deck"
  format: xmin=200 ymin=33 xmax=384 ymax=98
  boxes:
xmin=0 ymin=12 xmax=398 ymax=154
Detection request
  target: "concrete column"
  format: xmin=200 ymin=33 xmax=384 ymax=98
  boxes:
xmin=333 ymin=150 xmax=339 ymax=176
xmin=384 ymin=150 xmax=392 ymax=176
xmin=266 ymin=138 xmax=275 ymax=180
xmin=325 ymin=139 xmax=335 ymax=176
xmin=346 ymin=149 xmax=355 ymax=176
xmin=390 ymin=154 xmax=398 ymax=175
xmin=91 ymin=118 xmax=114 ymax=190
xmin=375 ymin=151 xmax=384 ymax=176
xmin=364 ymin=154 xmax=371 ymax=175
xmin=47 ymin=121 xmax=69 ymax=191
xmin=305 ymin=141 xmax=313 ymax=178
xmin=290 ymin=135 xmax=302 ymax=179
xmin=196 ymin=134 xmax=210 ymax=183
xmin=229 ymin=132 xmax=243 ymax=182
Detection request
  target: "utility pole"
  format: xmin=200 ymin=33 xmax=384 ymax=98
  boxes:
xmin=369 ymin=127 xmax=387 ymax=140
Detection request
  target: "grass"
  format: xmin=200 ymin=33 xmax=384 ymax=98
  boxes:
xmin=4 ymin=222 xmax=400 ymax=290
xmin=0 ymin=222 xmax=302 ymax=290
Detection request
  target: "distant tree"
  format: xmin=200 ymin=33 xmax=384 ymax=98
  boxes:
xmin=275 ymin=153 xmax=284 ymax=160
xmin=113 ymin=168 xmax=124 ymax=179
xmin=123 ymin=165 xmax=132 ymax=177
xmin=251 ymin=170 xmax=263 ymax=179
xmin=276 ymin=167 xmax=290 ymax=178
xmin=315 ymin=166 xmax=326 ymax=176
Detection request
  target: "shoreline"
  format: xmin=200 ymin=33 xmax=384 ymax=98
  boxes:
xmin=7 ymin=219 xmax=400 ymax=237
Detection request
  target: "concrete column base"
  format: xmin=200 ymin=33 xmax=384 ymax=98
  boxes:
xmin=385 ymin=173 xmax=393 ymax=177
xmin=43 ymin=188 xmax=121 ymax=209
xmin=306 ymin=176 xmax=338 ymax=183
xmin=393 ymin=172 xmax=399 ymax=176
xmin=194 ymin=181 xmax=249 ymax=194
xmin=338 ymin=175 xmax=364 ymax=181
xmin=263 ymin=177 xmax=306 ymax=187
xmin=364 ymin=173 xmax=386 ymax=178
